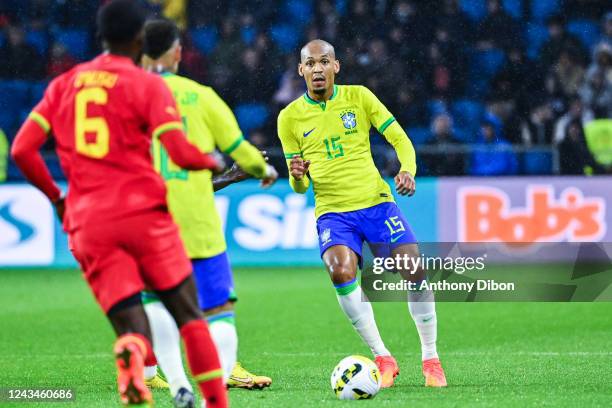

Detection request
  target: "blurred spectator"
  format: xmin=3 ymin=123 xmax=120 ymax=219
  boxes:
xmin=579 ymin=43 xmax=612 ymax=118
xmin=229 ymin=48 xmax=276 ymax=104
xmin=0 ymin=25 xmax=45 ymax=79
xmin=392 ymin=84 xmax=429 ymax=127
xmin=476 ymin=0 xmax=520 ymax=50
xmin=487 ymin=98 xmax=523 ymax=144
xmin=424 ymin=114 xmax=464 ymax=175
xmin=542 ymin=71 xmax=568 ymax=117
xmin=253 ymin=32 xmax=282 ymax=74
xmin=551 ymin=49 xmax=585 ymax=97
xmin=390 ymin=1 xmax=432 ymax=45
xmin=553 ymin=97 xmax=594 ymax=144
xmin=179 ymin=35 xmax=207 ymax=83
xmin=558 ymin=119 xmax=599 ymax=174
xmin=426 ymin=25 xmax=466 ymax=98
xmin=492 ymin=47 xmax=540 ymax=106
xmin=0 ymin=127 xmax=7 ymax=182
xmin=314 ymin=0 xmax=340 ymax=42
xmin=210 ymin=18 xmax=245 ymax=70
xmin=539 ymin=15 xmax=587 ymax=69
xmin=273 ymin=56 xmax=305 ymax=107
xmin=470 ymin=120 xmax=518 ymax=175
xmin=521 ymin=99 xmax=555 ymax=145
xmin=340 ymin=0 xmax=376 ymax=43
xmin=426 ymin=42 xmax=453 ymax=99
xmin=47 ymin=42 xmax=77 ymax=77
xmin=434 ymin=0 xmax=473 ymax=43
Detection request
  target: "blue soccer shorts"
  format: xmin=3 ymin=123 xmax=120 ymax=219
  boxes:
xmin=316 ymin=202 xmax=417 ymax=266
xmin=191 ymin=251 xmax=237 ymax=311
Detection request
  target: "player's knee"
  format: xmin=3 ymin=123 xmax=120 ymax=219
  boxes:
xmin=329 ymin=263 xmax=357 ymax=285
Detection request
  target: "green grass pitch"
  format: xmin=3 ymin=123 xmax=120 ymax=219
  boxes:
xmin=1 ymin=267 xmax=612 ymax=407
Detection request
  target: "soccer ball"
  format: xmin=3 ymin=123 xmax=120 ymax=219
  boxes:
xmin=330 ymin=355 xmax=382 ymax=400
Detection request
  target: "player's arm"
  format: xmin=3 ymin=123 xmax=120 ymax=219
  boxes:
xmin=204 ymin=88 xmax=277 ymax=185
xmin=11 ymin=93 xmax=63 ymax=211
xmin=277 ymin=110 xmax=310 ymax=193
xmin=212 ymin=150 xmax=270 ymax=192
xmin=148 ymin=76 xmax=223 ymax=172
xmin=158 ymin=129 xmax=223 ymax=171
xmin=362 ymin=86 xmax=416 ymax=196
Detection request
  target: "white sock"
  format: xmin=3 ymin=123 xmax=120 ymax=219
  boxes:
xmin=207 ymin=312 xmax=238 ymax=382
xmin=407 ymin=288 xmax=438 ymax=360
xmin=144 ymin=300 xmax=193 ymax=396
xmin=335 ymin=279 xmax=390 ymax=357
xmin=144 ymin=365 xmax=157 ymax=380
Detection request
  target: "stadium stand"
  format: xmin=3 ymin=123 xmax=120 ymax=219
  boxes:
xmin=0 ymin=0 xmax=609 ymax=178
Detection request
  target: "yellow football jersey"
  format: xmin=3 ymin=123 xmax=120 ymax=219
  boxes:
xmin=152 ymin=73 xmax=267 ymax=258
xmin=277 ymin=85 xmax=416 ymax=218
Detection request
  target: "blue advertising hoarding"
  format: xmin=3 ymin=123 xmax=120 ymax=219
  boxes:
xmin=0 ymin=179 xmax=439 ymax=268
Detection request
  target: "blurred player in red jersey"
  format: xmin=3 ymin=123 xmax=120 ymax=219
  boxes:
xmin=10 ymin=1 xmax=228 ymax=407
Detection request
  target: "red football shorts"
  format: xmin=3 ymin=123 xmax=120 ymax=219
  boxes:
xmin=69 ymin=210 xmax=192 ymax=313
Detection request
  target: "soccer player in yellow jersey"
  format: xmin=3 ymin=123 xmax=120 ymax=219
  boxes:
xmin=139 ymin=19 xmax=276 ymax=405
xmin=277 ymin=40 xmax=447 ymax=388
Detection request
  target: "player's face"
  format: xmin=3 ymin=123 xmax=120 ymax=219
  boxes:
xmin=299 ymin=50 xmax=340 ymax=95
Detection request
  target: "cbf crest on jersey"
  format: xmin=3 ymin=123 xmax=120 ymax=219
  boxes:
xmin=340 ymin=110 xmax=357 ymax=129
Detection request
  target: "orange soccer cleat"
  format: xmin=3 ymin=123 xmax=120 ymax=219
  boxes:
xmin=422 ymin=358 xmax=447 ymax=387
xmin=374 ymin=355 xmax=400 ymax=388
xmin=114 ymin=336 xmax=153 ymax=406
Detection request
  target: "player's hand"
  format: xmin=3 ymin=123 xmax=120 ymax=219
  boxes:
xmin=395 ymin=171 xmax=416 ymax=196
xmin=53 ymin=197 xmax=65 ymax=222
xmin=225 ymin=162 xmax=251 ymax=183
xmin=290 ymin=155 xmax=310 ymax=180
xmin=224 ymin=150 xmax=270 ymax=183
xmin=261 ymin=164 xmax=278 ymax=188
xmin=210 ymin=151 xmax=226 ymax=175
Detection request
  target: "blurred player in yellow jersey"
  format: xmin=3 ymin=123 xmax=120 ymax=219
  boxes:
xmin=277 ymin=40 xmax=447 ymax=389
xmin=139 ymin=19 xmax=276 ymax=406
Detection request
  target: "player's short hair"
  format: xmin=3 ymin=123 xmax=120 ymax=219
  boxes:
xmin=97 ymin=0 xmax=147 ymax=46
xmin=143 ymin=18 xmax=180 ymax=59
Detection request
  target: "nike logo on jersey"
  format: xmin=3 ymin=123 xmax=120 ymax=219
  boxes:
xmin=390 ymin=234 xmax=405 ymax=243
xmin=303 ymin=128 xmax=315 ymax=137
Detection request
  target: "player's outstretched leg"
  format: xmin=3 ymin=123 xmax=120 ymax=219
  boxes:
xmin=192 ymin=254 xmax=272 ymax=390
xmin=107 ymin=296 xmax=155 ymax=406
xmin=143 ymin=293 xmax=193 ymax=397
xmin=205 ymin=307 xmax=272 ymax=389
xmin=396 ymin=244 xmax=447 ymax=387
xmin=205 ymin=309 xmax=237 ymax=383
xmin=323 ymin=245 xmax=399 ymax=388
xmin=156 ymin=276 xmax=228 ymax=408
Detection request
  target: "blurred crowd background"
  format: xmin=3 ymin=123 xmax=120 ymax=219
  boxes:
xmin=0 ymin=0 xmax=611 ymax=181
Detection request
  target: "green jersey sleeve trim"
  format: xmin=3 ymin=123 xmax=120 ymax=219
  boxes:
xmin=378 ymin=117 xmax=396 ymax=134
xmin=29 ymin=112 xmax=50 ymax=133
xmin=284 ymin=152 xmax=301 ymax=159
xmin=153 ymin=121 xmax=183 ymax=139
xmin=223 ymin=135 xmax=244 ymax=154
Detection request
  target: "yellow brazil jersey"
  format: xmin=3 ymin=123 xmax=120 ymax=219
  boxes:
xmin=277 ymin=84 xmax=416 ymax=218
xmin=152 ymin=73 xmax=267 ymax=258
